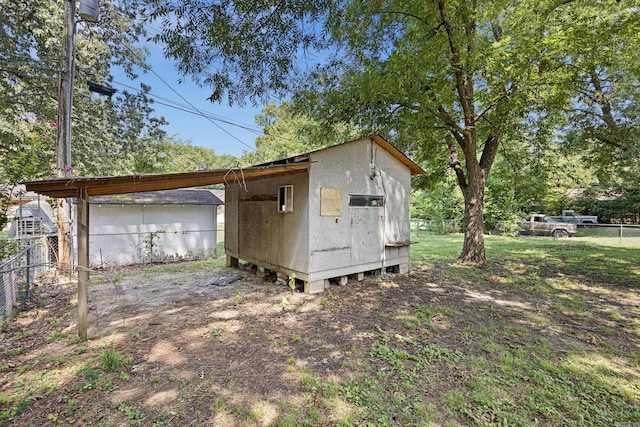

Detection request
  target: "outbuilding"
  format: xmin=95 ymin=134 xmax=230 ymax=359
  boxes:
xmin=71 ymin=189 xmax=223 ymax=267
xmin=24 ymin=135 xmax=422 ymax=339
xmin=225 ymin=136 xmax=424 ymax=293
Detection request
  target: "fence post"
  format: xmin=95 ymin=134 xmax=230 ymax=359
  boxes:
xmin=25 ymin=242 xmax=31 ymax=303
xmin=77 ymin=187 xmax=90 ymax=341
xmin=620 ymin=223 xmax=623 ymax=245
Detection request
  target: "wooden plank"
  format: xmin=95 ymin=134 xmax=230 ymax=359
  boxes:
xmin=385 ymin=241 xmax=414 ymax=247
xmin=320 ymin=188 xmax=342 ymax=216
xmin=76 ymin=187 xmax=89 ymax=341
xmin=24 ymin=163 xmax=310 ymax=198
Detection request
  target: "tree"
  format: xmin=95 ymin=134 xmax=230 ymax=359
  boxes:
xmin=555 ymin=2 xmax=640 ymax=190
xmin=156 ymin=137 xmax=241 ymax=173
xmin=0 ymin=0 xmax=168 ymax=223
xmin=141 ymin=0 xmax=638 ymax=264
xmin=243 ymin=101 xmax=359 ymax=165
xmin=302 ymin=0 xmax=575 ymax=263
xmin=143 ymin=0 xmax=329 ymax=105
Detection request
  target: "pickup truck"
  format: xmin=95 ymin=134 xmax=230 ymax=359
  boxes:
xmin=517 ymin=214 xmax=578 ymax=238
xmin=548 ymin=210 xmax=598 ymax=225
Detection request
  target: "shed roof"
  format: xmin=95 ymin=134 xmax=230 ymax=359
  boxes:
xmin=24 ymin=135 xmax=423 ymax=198
xmin=25 ymin=162 xmax=309 ymax=198
xmin=255 ymin=135 xmax=425 ymax=176
xmin=87 ymin=189 xmax=223 ymax=205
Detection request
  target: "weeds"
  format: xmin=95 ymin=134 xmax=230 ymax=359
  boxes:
xmin=100 ymin=346 xmax=133 ymax=372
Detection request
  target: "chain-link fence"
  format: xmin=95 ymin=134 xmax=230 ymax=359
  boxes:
xmin=80 ymin=229 xmax=219 ymax=268
xmin=487 ymin=221 xmax=640 ymax=246
xmin=1 ymin=236 xmax=52 ymax=329
xmin=411 ymin=219 xmax=460 ymax=236
xmin=572 ymin=223 xmax=640 ymax=247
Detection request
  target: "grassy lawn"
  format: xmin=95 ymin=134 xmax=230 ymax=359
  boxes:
xmin=405 ymin=232 xmax=640 ymax=425
xmin=1 ymin=232 xmax=638 ymax=426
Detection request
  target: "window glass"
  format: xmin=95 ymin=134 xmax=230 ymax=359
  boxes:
xmin=349 ymin=195 xmax=384 ymax=207
xmin=278 ymin=185 xmax=294 ymax=212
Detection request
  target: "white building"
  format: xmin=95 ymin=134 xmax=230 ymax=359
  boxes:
xmin=225 ymin=136 xmax=424 ymax=293
xmin=72 ymin=189 xmax=222 ymax=267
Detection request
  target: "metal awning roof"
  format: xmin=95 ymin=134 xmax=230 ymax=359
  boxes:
xmin=24 ymin=135 xmax=424 ymax=199
xmin=24 ymin=162 xmax=309 ymax=198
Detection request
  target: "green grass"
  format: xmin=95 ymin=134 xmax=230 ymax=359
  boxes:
xmin=99 ymin=346 xmax=133 ymax=372
xmin=394 ymin=232 xmax=640 ymax=425
xmin=2 ymin=232 xmax=639 ymax=426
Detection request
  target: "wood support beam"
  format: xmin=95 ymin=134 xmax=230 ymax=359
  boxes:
xmin=76 ymin=187 xmax=89 ymax=341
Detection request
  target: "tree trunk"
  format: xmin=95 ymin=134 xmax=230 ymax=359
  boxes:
xmin=455 ymin=134 xmax=500 ymax=265
xmin=459 ymin=175 xmax=486 ymax=264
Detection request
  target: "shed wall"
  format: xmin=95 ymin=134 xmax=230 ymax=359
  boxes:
xmin=225 ymin=173 xmax=310 ymax=277
xmin=73 ymin=204 xmax=217 ymax=266
xmin=307 ymin=138 xmax=411 ymax=281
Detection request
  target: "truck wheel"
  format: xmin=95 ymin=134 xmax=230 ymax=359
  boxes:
xmin=553 ymin=229 xmax=569 ymax=238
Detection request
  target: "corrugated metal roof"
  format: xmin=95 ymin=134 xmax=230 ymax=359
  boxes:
xmin=24 ymin=162 xmax=309 ymax=198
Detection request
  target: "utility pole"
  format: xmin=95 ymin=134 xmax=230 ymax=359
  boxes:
xmin=55 ymin=0 xmax=76 ymax=272
xmin=56 ymin=0 xmax=100 ymax=341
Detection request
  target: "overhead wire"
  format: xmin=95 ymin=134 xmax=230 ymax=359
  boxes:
xmin=119 ymin=42 xmax=257 ymax=152
xmin=110 ymin=79 xmax=263 ymax=135
xmin=3 ymin=23 xmax=317 ymax=158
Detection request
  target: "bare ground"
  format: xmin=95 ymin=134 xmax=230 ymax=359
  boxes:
xmin=1 ymin=257 xmax=639 ymax=426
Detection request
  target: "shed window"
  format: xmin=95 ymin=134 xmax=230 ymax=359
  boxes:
xmin=349 ymin=195 xmax=384 ymax=207
xmin=278 ymin=185 xmax=294 ymax=212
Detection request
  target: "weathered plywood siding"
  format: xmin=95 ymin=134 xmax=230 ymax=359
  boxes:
xmin=307 ymin=138 xmax=412 ymax=280
xmin=225 ymin=173 xmax=310 ymax=276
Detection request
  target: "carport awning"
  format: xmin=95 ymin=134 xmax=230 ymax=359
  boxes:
xmin=24 ymin=163 xmax=310 ymax=198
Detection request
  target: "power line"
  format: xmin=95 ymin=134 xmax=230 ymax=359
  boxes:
xmin=111 ymin=79 xmax=263 ymax=135
xmin=120 ymin=43 xmax=257 ymax=152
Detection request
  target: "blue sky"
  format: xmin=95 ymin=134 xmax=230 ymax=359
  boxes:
xmin=111 ymin=39 xmax=265 ymax=159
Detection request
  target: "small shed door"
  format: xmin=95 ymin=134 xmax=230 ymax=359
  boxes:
xmin=350 ymin=207 xmax=383 ymax=265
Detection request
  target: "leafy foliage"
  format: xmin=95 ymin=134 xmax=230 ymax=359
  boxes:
xmin=140 ymin=0 xmax=640 ymax=254
xmin=552 ymin=1 xmax=640 ymax=190
xmin=242 ymin=101 xmax=359 ymax=165
xmin=142 ymin=0 xmax=332 ymax=105
xmin=0 ymin=0 xmax=172 ymax=226
xmin=155 ymin=137 xmax=241 ymax=173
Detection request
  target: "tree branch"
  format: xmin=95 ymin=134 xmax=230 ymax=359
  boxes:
xmin=476 ymin=85 xmax=514 ymax=124
xmin=589 ymin=70 xmax=629 ymax=151
xmin=438 ymin=0 xmax=474 ymax=131
xmin=479 ymin=134 xmax=501 ymax=173
xmin=379 ymin=10 xmax=432 ymax=29
xmin=448 ymin=140 xmax=468 ymax=191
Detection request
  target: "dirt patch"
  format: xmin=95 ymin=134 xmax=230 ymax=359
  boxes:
xmin=1 ymin=258 xmax=639 ymax=425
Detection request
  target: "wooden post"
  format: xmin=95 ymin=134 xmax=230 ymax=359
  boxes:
xmin=56 ymin=0 xmax=77 ymax=271
xmin=226 ymin=255 xmax=239 ymax=267
xmin=77 ymin=187 xmax=89 ymax=341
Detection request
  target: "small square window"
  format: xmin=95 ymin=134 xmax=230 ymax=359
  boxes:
xmin=278 ymin=185 xmax=294 ymax=212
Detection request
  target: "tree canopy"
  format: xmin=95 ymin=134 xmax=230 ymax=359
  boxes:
xmin=242 ymin=101 xmax=359 ymax=165
xmin=141 ymin=0 xmax=640 ymax=263
xmin=0 ymin=0 xmax=171 ymax=225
